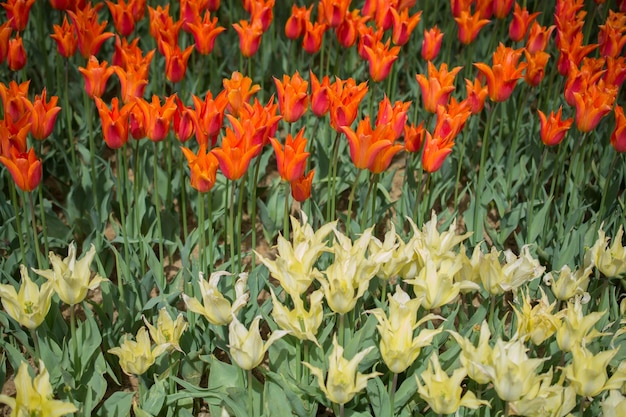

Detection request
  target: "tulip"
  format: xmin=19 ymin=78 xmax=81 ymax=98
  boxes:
xmin=290 ymin=170 xmax=314 ymax=202
xmin=303 ymin=20 xmax=326 ymax=54
xmin=51 ymin=16 xmax=77 ymax=58
xmin=143 ymin=308 xmax=187 ymax=353
xmin=249 ymin=0 xmax=274 ymax=32
xmin=524 ymin=50 xmax=550 ymax=86
xmin=328 ymin=77 xmax=368 ymax=131
xmin=0 ymin=265 xmax=53 ymax=329
xmin=479 ymin=245 xmax=545 ymax=295
xmin=403 ymin=122 xmax=425 ymax=153
xmin=449 ymin=321 xmax=494 ymax=384
xmin=148 ymin=5 xmax=182 ymax=54
xmin=357 ymin=25 xmax=383 ymax=60
xmin=509 ymin=3 xmax=540 ymax=42
xmin=2 ymin=0 xmax=35 ymax=31
xmin=256 ymin=214 xmax=335 ymax=298
xmin=274 ymin=71 xmax=309 ymax=123
xmin=222 ymin=71 xmax=261 ymax=118
xmin=181 ymin=143 xmax=219 ymax=193
xmin=319 ymin=0 xmax=350 ymax=28
xmin=537 ymin=106 xmax=573 ymax=147
xmin=557 ymin=32 xmax=598 ymax=76
xmin=0 ymin=361 xmax=78 ymax=417
xmin=0 ymin=21 xmax=12 ymax=64
xmin=0 ymin=118 xmax=31 ymax=157
xmin=512 ymin=288 xmax=562 ymax=345
xmin=563 ymin=345 xmax=624 ymax=397
xmin=421 ymin=26 xmax=444 ymax=61
xmin=340 ymin=117 xmax=402 ymax=174
xmin=488 ymin=338 xmax=545 ymax=402
xmin=474 ymin=43 xmax=526 ymax=102
xmin=611 ymin=105 xmax=626 ymax=152
xmin=233 ymin=19 xmax=263 ymax=58
xmin=106 ymin=0 xmax=135 ymax=37
xmin=134 ymin=94 xmax=177 ymax=142
xmin=0 ymin=146 xmax=42 ymax=192
xmin=416 ymin=62 xmax=462 ymax=113
xmin=416 ymin=354 xmax=489 ymax=415
xmin=585 ymin=224 xmax=626 ymax=277
xmin=543 ymin=264 xmax=592 ymax=301
xmin=363 ymin=39 xmax=400 ymax=83
xmin=526 ymin=22 xmax=555 ymax=54
xmin=179 ymin=0 xmax=209 ymax=32
xmin=187 ymin=11 xmax=226 ymax=55
xmin=601 ymin=390 xmax=626 ymax=417
xmin=270 ymin=128 xmax=309 ymax=182
xmin=390 ymin=7 xmax=421 ymax=46
xmin=464 ymin=77 xmax=488 ymax=114
xmin=78 ymin=56 xmax=115 ymax=99
xmin=29 ymin=88 xmax=61 ymax=141
xmin=108 ymin=327 xmax=169 ymax=375
xmin=335 ymin=9 xmax=362 ymax=48
xmin=211 ymin=126 xmax=261 ymax=180
xmin=599 ymin=11 xmax=626 ymax=58
xmin=369 ymin=286 xmax=442 ymax=373
xmin=94 ymin=97 xmax=134 ymax=149
xmin=309 ymin=71 xmax=331 ymax=117
xmin=173 ymin=96 xmax=196 ymax=143
xmin=32 ymin=242 xmax=108 ymax=306
xmin=303 ymin=334 xmax=381 ymax=405
xmin=7 ymin=35 xmax=26 ymax=71
xmin=183 ymin=271 xmax=249 ymax=326
xmin=229 ymin=315 xmax=289 ymax=370
xmin=67 ymin=3 xmax=115 ymax=58
xmin=574 ymin=80 xmax=618 ymax=133
xmin=455 ymin=10 xmax=490 ymax=45
xmin=270 ymin=289 xmax=324 ymax=346
xmin=556 ymin=299 xmax=607 ymax=352
xmin=160 ymin=40 xmax=194 ymax=84
xmin=493 ymin=0 xmax=514 ymax=19
xmin=192 ymin=90 xmax=228 ymax=147
xmin=509 ymin=369 xmax=577 ymax=417
xmin=376 ymin=96 xmax=411 ymax=140
xmin=285 ymin=4 xmax=311 ymax=39
xmin=421 ymin=131 xmax=453 ymax=173
xmin=0 ymin=80 xmax=31 ymax=124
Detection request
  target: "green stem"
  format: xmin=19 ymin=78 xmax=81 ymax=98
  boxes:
xmin=198 ymin=192 xmax=206 ymax=273
xmin=247 ymin=369 xmax=254 ymax=416
xmin=527 ymin=147 xmax=548 ymax=241
xmin=598 ymin=153 xmax=620 ymax=221
xmin=207 ymin=192 xmax=214 ymax=273
xmin=338 ymin=314 xmax=345 ymax=347
xmin=328 ymin=132 xmax=341 ymax=222
xmin=117 ymin=149 xmax=131 ymax=271
xmin=180 ymin=156 xmax=188 ymax=240
xmin=153 ymin=141 xmax=165 ymax=290
xmin=505 ymin=86 xmax=531 ymax=198
xmin=346 ymin=169 xmax=363 ymax=231
xmin=70 ymin=304 xmax=78 ymax=369
xmin=237 ymin=174 xmax=247 ymax=274
xmin=229 ymin=179 xmax=236 ymax=272
xmin=84 ymin=92 xmax=100 ymax=222
xmin=283 ymin=181 xmax=291 ymax=241
xmin=369 ymin=173 xmax=379 ymax=227
xmin=360 ymin=175 xmax=375 ymax=231
xmin=9 ymin=182 xmax=26 ymax=263
xmin=250 ymin=156 xmax=262 ymax=267
xmin=28 ymin=192 xmax=43 ymax=270
xmin=133 ymin=139 xmax=146 ymax=277
xmin=557 ymin=133 xmax=588 ymax=237
xmin=30 ymin=328 xmax=40 ymax=361
xmin=388 ymin=372 xmax=398 ymax=416
xmin=61 ymin=58 xmax=77 ymax=175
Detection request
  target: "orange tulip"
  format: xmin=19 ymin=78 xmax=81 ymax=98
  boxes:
xmin=78 ymin=56 xmax=115 ymax=99
xmin=599 ymin=11 xmax=626 ymax=58
xmin=421 ymin=26 xmax=444 ymax=61
xmin=285 ymin=5 xmax=312 ymax=39
xmin=187 ymin=11 xmax=226 ymax=55
xmin=340 ymin=116 xmax=403 ymax=173
xmin=1 ymin=0 xmax=35 ymax=31
xmin=557 ymin=32 xmax=598 ymax=76
xmin=605 ymin=56 xmax=626 ymax=88
xmin=274 ymin=71 xmax=309 ymax=123
xmin=106 ymin=0 xmax=135 ymax=37
xmin=181 ymin=143 xmax=219 ymax=192
xmin=450 ymin=0 xmax=473 ymax=18
xmin=290 ymin=169 xmax=314 ymax=202
xmin=211 ymin=126 xmax=261 ymax=180
xmin=335 ymin=9 xmax=363 ymax=48
xmin=509 ymin=3 xmax=540 ymax=42
xmin=112 ymin=36 xmax=154 ymax=80
xmin=464 ymin=77 xmax=488 ymax=114
xmin=492 ymin=0 xmax=514 ymax=19
xmin=303 ymin=20 xmax=326 ymax=54
xmin=229 ymin=97 xmax=281 ymax=153
xmin=179 ymin=0 xmax=209 ymax=32
xmin=432 ymin=98 xmax=471 ymax=144
xmin=7 ymin=35 xmax=26 ymax=71
xmin=422 ymin=132 xmax=453 ymax=173
xmin=223 ymin=71 xmax=261 ymax=118
xmin=29 ymin=88 xmax=61 ymax=141
xmin=328 ymin=77 xmax=368 ymax=130
xmin=573 ymin=80 xmax=618 ymax=133
xmin=94 ymin=96 xmax=134 ymax=149
xmin=611 ymin=105 xmax=626 ymax=152
xmin=0 ymin=21 xmax=11 ymax=64
xmin=537 ymin=107 xmax=573 ymax=146
xmin=233 ymin=19 xmax=263 ymax=58
xmin=114 ymin=67 xmax=148 ymax=104
xmin=376 ymin=95 xmax=411 ymax=139
xmin=390 ymin=7 xmax=421 ymax=46
xmin=148 ymin=5 xmax=182 ymax=54
xmin=455 ymin=10 xmax=490 ymax=45
xmin=129 ymin=105 xmax=146 ymax=140
xmin=67 ymin=2 xmax=115 ymax=58
xmin=270 ymin=128 xmax=309 ymax=182
xmin=526 ymin=22 xmax=555 ymax=54
xmin=173 ymin=96 xmax=196 ymax=143
xmin=192 ymin=90 xmax=228 ymax=147
xmin=524 ymin=50 xmax=550 ymax=87
xmin=250 ymin=0 xmax=275 ymax=32
xmin=319 ymin=0 xmax=350 ymax=28
xmin=50 ymin=16 xmax=77 ymax=58
xmin=403 ymin=122 xmax=425 ymax=153
xmin=134 ymin=94 xmax=178 ymax=142
xmin=563 ymin=57 xmax=605 ymax=107
xmin=0 ymin=146 xmax=42 ymax=192
xmin=160 ymin=40 xmax=194 ymax=83
xmin=309 ymin=71 xmax=331 ymax=117
xmin=0 ymin=80 xmax=31 ymax=124
xmin=363 ymin=39 xmax=400 ymax=83
xmin=416 ymin=62 xmax=462 ymax=114
xmin=474 ymin=43 xmax=526 ymax=102
xmin=0 ymin=118 xmax=31 ymax=156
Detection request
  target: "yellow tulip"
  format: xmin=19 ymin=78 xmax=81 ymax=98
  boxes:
xmin=556 ymin=299 xmax=607 ymax=352
xmin=513 ymin=288 xmax=562 ymax=345
xmin=303 ymin=334 xmax=381 ymax=405
xmin=256 ymin=213 xmax=335 ymax=298
xmin=455 ymin=244 xmax=483 ymax=290
xmin=488 ymin=338 xmax=545 ymax=402
xmin=585 ymin=224 xmax=626 ymax=277
xmin=182 ymin=271 xmax=249 ymax=326
xmin=408 ymin=212 xmax=472 ymax=267
xmin=563 ymin=345 xmax=623 ymax=397
xmin=228 ymin=315 xmax=289 ymax=370
xmin=32 ymin=242 xmax=108 ymax=306
xmin=0 ymin=265 xmax=54 ymax=329
xmin=368 ymin=222 xmax=406 ymax=281
xmin=416 ymin=353 xmax=489 ymax=415
xmin=0 ymin=360 xmax=78 ymax=417
xmin=369 ymin=285 xmax=442 ymax=373
xmin=449 ymin=321 xmax=493 ymax=384
xmin=602 ymin=390 xmax=626 ymax=417
xmin=509 ymin=369 xmax=576 ymax=417
xmin=479 ymin=245 xmax=545 ymax=295
xmin=270 ymin=289 xmax=324 ymax=346
xmin=543 ymin=264 xmax=592 ymax=302
xmin=143 ymin=307 xmax=188 ymax=352
xmin=108 ymin=327 xmax=168 ymax=375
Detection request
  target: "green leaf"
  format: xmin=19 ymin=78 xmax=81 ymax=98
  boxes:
xmin=94 ymin=391 xmax=134 ymax=417
xmin=366 ymin=376 xmax=391 ymax=417
xmin=140 ymin=378 xmax=166 ymax=415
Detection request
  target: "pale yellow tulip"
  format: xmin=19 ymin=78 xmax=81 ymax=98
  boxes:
xmin=543 ymin=264 xmax=592 ymax=302
xmin=509 ymin=369 xmax=576 ymax=417
xmin=143 ymin=307 xmax=188 ymax=352
xmin=270 ymin=289 xmax=324 ymax=346
xmin=32 ymin=242 xmax=108 ymax=306
xmin=601 ymin=390 xmax=626 ymax=417
xmin=0 ymin=265 xmax=54 ymax=329
xmin=228 ymin=315 xmax=289 ymax=370
xmin=563 ymin=345 xmax=624 ymax=397
xmin=479 ymin=245 xmax=545 ymax=295
xmin=513 ymin=288 xmax=562 ymax=345
xmin=585 ymin=224 xmax=626 ymax=277
xmin=0 ymin=360 xmax=77 ymax=417
xmin=449 ymin=321 xmax=493 ymax=384
xmin=108 ymin=327 xmax=168 ymax=375
xmin=556 ymin=299 xmax=607 ymax=352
